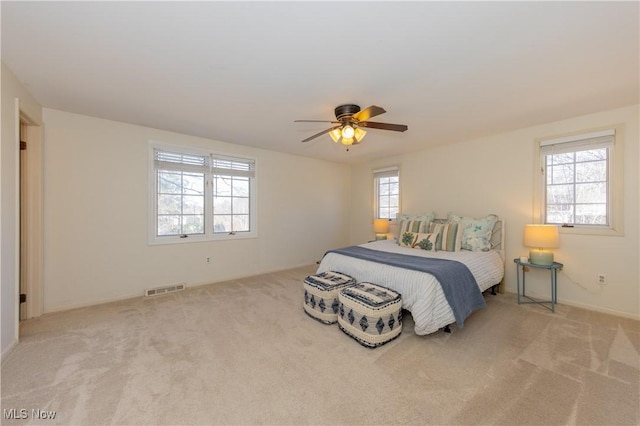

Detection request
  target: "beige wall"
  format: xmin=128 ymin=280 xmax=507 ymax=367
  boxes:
xmin=42 ymin=109 xmax=350 ymax=312
xmin=1 ymin=63 xmax=43 ymax=360
xmin=350 ymin=104 xmax=639 ymax=319
xmin=3 ymin=79 xmax=637 ymax=360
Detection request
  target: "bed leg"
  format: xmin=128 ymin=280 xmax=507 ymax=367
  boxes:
xmin=491 ymin=285 xmax=497 ymax=296
xmin=443 ymin=325 xmax=451 ymax=333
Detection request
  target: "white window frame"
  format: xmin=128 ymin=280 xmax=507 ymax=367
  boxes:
xmin=373 ymin=166 xmax=400 ymax=220
xmin=533 ymin=125 xmax=624 ymax=237
xmin=148 ymin=142 xmax=257 ymax=245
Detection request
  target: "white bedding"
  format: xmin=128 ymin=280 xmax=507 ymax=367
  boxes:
xmin=316 ymin=240 xmax=505 ymax=335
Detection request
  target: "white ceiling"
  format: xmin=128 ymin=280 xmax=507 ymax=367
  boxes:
xmin=2 ymin=1 xmax=638 ymax=164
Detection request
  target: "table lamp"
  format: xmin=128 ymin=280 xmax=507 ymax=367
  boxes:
xmin=524 ymin=224 xmax=559 ymax=266
xmin=373 ymin=219 xmax=390 ymax=240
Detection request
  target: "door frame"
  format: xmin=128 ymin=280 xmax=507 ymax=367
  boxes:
xmin=18 ymin=109 xmax=44 ymax=320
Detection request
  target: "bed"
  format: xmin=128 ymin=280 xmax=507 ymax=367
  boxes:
xmin=316 ymin=215 xmax=505 ymax=335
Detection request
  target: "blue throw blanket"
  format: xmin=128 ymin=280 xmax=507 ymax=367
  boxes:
xmin=325 ymin=246 xmax=486 ymax=328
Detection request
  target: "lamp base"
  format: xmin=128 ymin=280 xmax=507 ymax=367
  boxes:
xmin=375 ymin=234 xmax=387 ymax=241
xmin=529 ymin=249 xmax=554 ymax=266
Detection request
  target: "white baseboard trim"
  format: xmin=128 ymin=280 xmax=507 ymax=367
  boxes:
xmin=188 ymin=262 xmax=316 ymax=289
xmin=44 ymin=291 xmax=143 ymax=315
xmin=1 ymin=338 xmax=18 ymax=364
xmin=42 ymin=263 xmax=317 ymax=315
xmin=554 ymin=297 xmax=639 ymax=321
xmin=504 ymin=288 xmax=640 ymax=321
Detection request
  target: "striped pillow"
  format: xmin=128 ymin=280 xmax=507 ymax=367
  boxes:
xmin=429 ymin=222 xmax=462 ymax=252
xmin=394 ymin=213 xmax=435 ymax=242
xmin=398 ymin=219 xmax=431 ymax=236
xmin=399 ymin=219 xmax=428 ymax=234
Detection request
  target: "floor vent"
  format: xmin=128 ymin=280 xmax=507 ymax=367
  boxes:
xmin=144 ymin=283 xmax=186 ymax=297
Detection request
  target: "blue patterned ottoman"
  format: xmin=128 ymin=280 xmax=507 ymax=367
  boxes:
xmin=303 ymin=271 xmax=357 ymax=324
xmin=338 ymin=282 xmax=402 ymax=348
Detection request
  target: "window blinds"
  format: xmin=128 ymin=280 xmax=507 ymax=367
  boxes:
xmin=154 ymin=149 xmax=209 ymax=173
xmin=373 ymin=166 xmax=399 ymax=179
xmin=155 ymin=149 xmax=255 ymax=177
xmin=211 ymin=154 xmax=256 ymax=178
xmin=540 ymin=129 xmax=614 ymax=155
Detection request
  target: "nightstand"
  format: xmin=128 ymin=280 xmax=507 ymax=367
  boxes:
xmin=513 ymin=258 xmax=563 ymax=313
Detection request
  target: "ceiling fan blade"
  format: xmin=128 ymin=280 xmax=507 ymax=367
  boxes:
xmin=353 ymin=105 xmax=386 ymax=122
xmin=359 ymin=121 xmax=408 ymax=132
xmin=301 ymin=126 xmax=340 ymax=143
xmin=294 ymin=120 xmax=340 ymax=123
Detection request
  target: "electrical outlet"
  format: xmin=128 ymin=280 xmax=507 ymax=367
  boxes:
xmin=206 ymin=257 xmax=211 ymax=263
xmin=598 ymin=274 xmax=606 ymax=285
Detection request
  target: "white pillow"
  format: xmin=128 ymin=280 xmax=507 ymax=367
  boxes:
xmin=399 ymin=230 xmax=418 ymax=248
xmin=413 ymin=233 xmax=437 ymax=252
xmin=396 ymin=212 xmax=436 ymax=223
xmin=399 ymin=231 xmax=437 ymax=251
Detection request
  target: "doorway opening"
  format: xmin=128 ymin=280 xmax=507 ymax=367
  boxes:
xmin=18 ymin=114 xmax=44 ymax=323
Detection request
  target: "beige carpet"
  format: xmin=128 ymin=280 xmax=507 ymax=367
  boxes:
xmin=1 ymin=265 xmax=639 ymax=425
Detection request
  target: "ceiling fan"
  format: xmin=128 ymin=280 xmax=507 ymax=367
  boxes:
xmin=295 ymin=104 xmax=408 ymax=146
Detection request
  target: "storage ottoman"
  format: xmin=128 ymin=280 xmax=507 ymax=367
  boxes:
xmin=303 ymin=271 xmax=356 ymax=324
xmin=338 ymin=282 xmax=402 ymax=348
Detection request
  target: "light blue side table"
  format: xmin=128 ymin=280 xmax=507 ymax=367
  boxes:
xmin=514 ymin=258 xmax=563 ymax=313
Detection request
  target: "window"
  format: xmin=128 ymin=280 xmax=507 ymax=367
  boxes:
xmin=374 ymin=167 xmax=399 ymax=219
xmin=150 ymin=143 xmax=256 ymax=244
xmin=155 ymin=150 xmax=207 ymax=237
xmin=537 ymin=128 xmax=623 ymax=235
xmin=211 ymin=157 xmax=253 ymax=234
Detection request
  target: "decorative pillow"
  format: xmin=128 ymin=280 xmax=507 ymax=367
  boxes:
xmin=399 ymin=231 xmax=437 ymax=251
xmin=413 ymin=233 xmax=437 ymax=252
xmin=399 ymin=219 xmax=427 ymax=235
xmin=399 ymin=231 xmax=418 ymax=248
xmin=395 ymin=212 xmax=435 ymax=244
xmin=396 ymin=212 xmax=436 ymax=224
xmin=447 ymin=213 xmax=499 ymax=251
xmin=429 ymin=222 xmax=462 ymax=252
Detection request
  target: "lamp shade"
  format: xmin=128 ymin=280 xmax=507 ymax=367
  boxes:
xmin=354 ymin=127 xmax=367 ymax=143
xmin=373 ymin=219 xmax=390 ymax=238
xmin=329 ymin=124 xmax=367 ymax=145
xmin=329 ymin=128 xmax=341 ymax=143
xmin=341 ymin=125 xmax=355 ymax=139
xmin=523 ymin=224 xmax=559 ymax=265
xmin=523 ymin=225 xmax=559 ymax=248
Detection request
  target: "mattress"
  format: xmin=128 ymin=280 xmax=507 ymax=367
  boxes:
xmin=316 ymin=240 xmax=505 ymax=335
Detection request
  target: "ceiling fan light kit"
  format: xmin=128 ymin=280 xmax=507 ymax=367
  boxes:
xmin=329 ymin=125 xmax=366 ymax=145
xmin=295 ymin=104 xmax=408 ymax=146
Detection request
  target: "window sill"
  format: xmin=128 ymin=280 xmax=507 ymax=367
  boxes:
xmin=558 ymin=225 xmax=623 ymax=237
xmin=148 ymin=232 xmax=258 ymax=245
